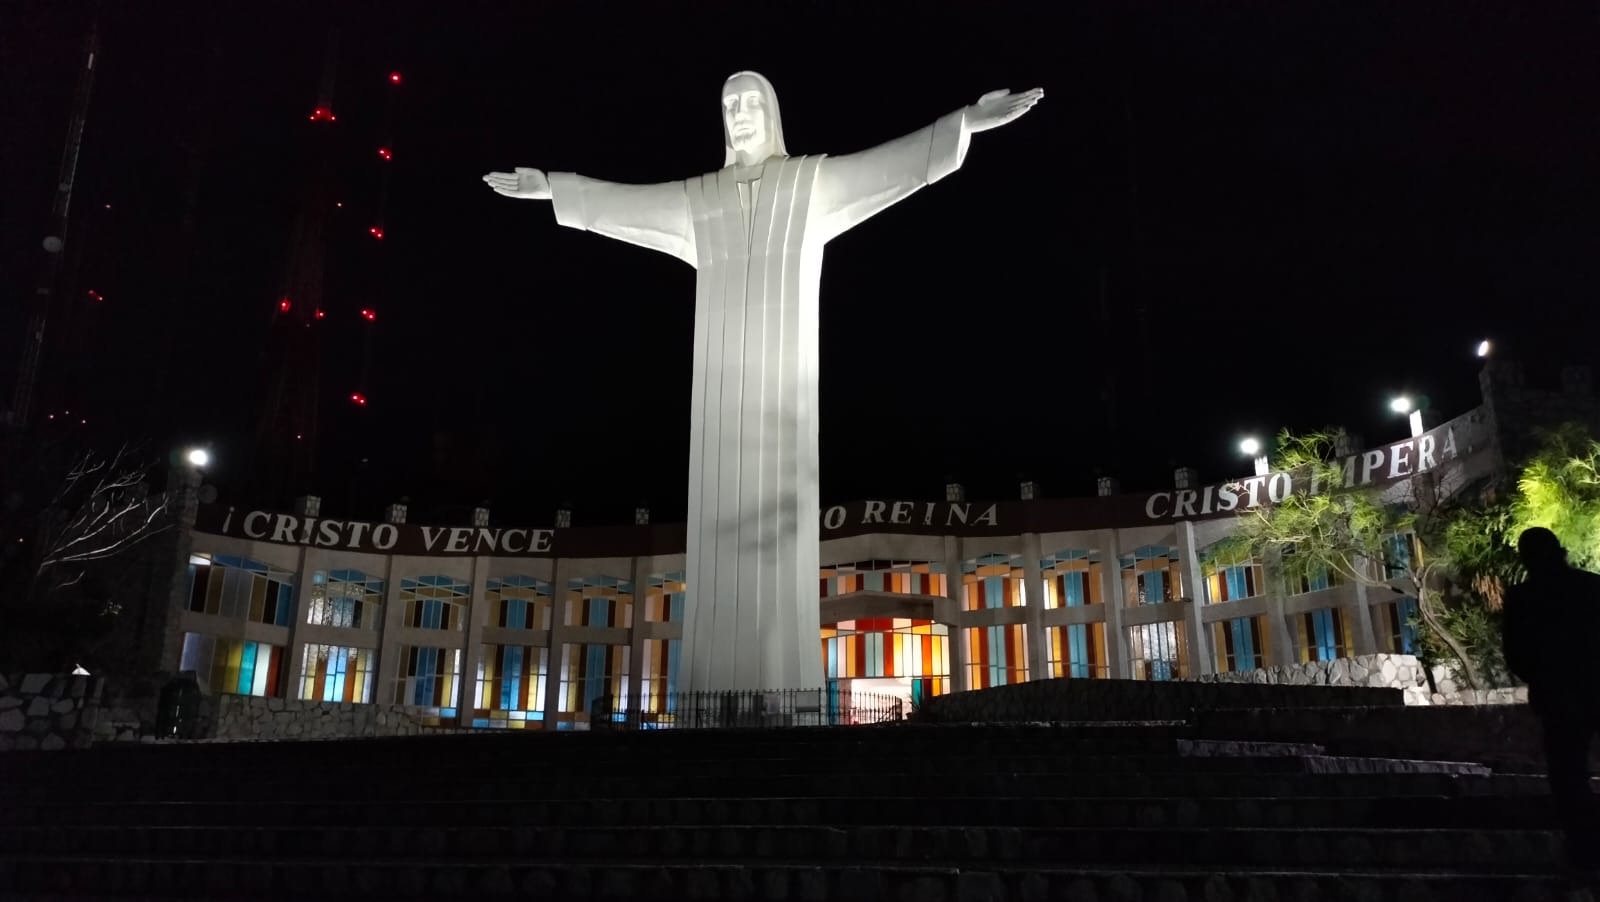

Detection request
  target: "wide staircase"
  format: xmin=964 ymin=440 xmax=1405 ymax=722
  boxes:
xmin=0 ymin=721 xmax=1593 ymax=900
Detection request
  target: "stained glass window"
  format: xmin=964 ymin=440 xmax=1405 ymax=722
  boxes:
xmin=186 ymin=554 xmax=294 ymax=626
xmin=564 ymin=576 xmax=634 ymax=628
xmin=1040 ymin=550 xmax=1100 ymax=608
xmin=961 ymin=554 xmax=1027 ymax=611
xmin=637 ymin=638 xmax=680 ymax=726
xmin=401 ymin=576 xmax=470 ymax=631
xmin=306 ymin=569 xmax=384 ymax=628
xmin=1297 ymin=607 xmax=1352 ymax=662
xmin=1121 ymin=546 xmax=1183 ymax=605
xmin=821 ymin=619 xmax=950 ymax=696
xmin=1384 ymin=532 xmax=1422 ymax=578
xmin=553 ymin=642 xmax=630 ymax=730
xmin=472 ymin=644 xmax=548 ymax=728
xmin=390 ymin=644 xmax=461 ymax=724
xmin=1045 ymin=623 xmax=1107 ymax=678
xmin=1128 ymin=621 xmax=1187 ymax=681
xmin=819 ymin=561 xmax=947 ymax=599
xmin=1204 ymin=554 xmax=1264 ymax=604
xmin=963 ymin=623 xmax=1028 ymax=688
xmin=644 ymin=573 xmax=686 ymax=623
xmin=180 ymin=633 xmax=283 ymax=697
xmin=486 ymin=576 xmax=552 ymax=630
xmin=1377 ymin=598 xmax=1419 ymax=654
xmin=1212 ymin=616 xmax=1269 ymax=673
xmin=298 ymin=643 xmax=375 ymax=703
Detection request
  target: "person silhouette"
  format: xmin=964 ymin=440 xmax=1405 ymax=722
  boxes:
xmin=1502 ymin=526 xmax=1600 ymax=867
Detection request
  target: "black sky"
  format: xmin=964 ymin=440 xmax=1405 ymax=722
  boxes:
xmin=4 ymin=0 xmax=1598 ymax=525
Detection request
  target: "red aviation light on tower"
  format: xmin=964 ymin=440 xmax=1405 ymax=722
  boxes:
xmin=350 ymin=392 xmax=367 ymax=406
xmin=86 ymin=289 xmax=103 ymax=303
xmin=377 ymin=147 xmax=393 ymax=161
xmin=314 ymin=309 xmax=326 ymax=320
xmin=278 ymin=297 xmax=291 ymax=313
xmin=360 ymin=308 xmax=376 ymax=322
xmin=308 ymin=106 xmax=336 ymax=122
xmin=369 ymin=226 xmax=385 ymax=240
xmin=388 ymin=72 xmax=402 ymax=85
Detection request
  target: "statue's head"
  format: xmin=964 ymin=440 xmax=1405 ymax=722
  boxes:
xmin=722 ymin=71 xmax=786 ymax=167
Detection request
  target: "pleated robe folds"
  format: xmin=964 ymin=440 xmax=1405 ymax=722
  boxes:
xmin=548 ymin=108 xmax=970 ymax=691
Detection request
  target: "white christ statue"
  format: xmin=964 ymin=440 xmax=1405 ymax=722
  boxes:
xmin=485 ymin=72 xmax=1042 ymax=694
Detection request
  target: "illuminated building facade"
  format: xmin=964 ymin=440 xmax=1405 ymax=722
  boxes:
xmin=170 ymin=407 xmax=1495 ymax=729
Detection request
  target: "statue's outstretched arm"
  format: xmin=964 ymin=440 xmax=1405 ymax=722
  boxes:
xmin=815 ymin=88 xmax=1042 ymax=241
xmin=483 ymin=167 xmax=551 ymax=200
xmin=483 ymin=167 xmax=696 ymax=267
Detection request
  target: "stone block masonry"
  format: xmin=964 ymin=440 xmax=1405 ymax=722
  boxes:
xmin=210 ymin=694 xmax=467 ymax=741
xmin=1194 ymin=654 xmax=1528 ymax=707
xmin=916 ymin=676 xmax=1402 ymax=724
xmin=0 ymin=672 xmax=103 ymax=751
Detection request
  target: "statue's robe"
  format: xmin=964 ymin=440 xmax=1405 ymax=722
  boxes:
xmin=548 ymin=108 xmax=970 ymax=692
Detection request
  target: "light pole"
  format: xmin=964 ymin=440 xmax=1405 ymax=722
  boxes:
xmin=1389 ymin=396 xmax=1424 ymax=439
xmin=1239 ymin=436 xmax=1268 ymax=476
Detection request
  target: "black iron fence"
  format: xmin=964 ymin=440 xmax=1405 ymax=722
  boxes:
xmin=600 ymin=687 xmax=904 ymax=731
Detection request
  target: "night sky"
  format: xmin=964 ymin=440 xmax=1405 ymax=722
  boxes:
xmin=4 ymin=0 xmax=1598 ymax=526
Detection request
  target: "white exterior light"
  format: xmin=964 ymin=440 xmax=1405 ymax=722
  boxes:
xmin=1476 ymin=339 xmax=1491 ymax=358
xmin=1238 ymin=437 xmax=1261 ymax=457
xmin=1389 ymin=396 xmax=1414 ymax=414
xmin=185 ymin=448 xmax=210 ymax=468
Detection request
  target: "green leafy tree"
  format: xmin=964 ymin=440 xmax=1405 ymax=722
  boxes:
xmin=1214 ymin=429 xmax=1487 ymax=689
xmin=1510 ymin=424 xmax=1600 ymax=570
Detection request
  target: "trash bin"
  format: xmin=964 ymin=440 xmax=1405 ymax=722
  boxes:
xmin=155 ymin=674 xmax=200 ymax=738
xmin=589 ymin=694 xmax=614 ymax=731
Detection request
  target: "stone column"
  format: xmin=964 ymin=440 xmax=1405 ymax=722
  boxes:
xmin=453 ymin=555 xmax=492 ymax=728
xmin=279 ymin=546 xmax=312 ymax=700
xmin=542 ymin=559 xmax=569 ymax=724
xmin=156 ymin=462 xmax=204 ymax=674
xmin=942 ymin=536 xmax=968 ymax=692
xmin=1351 ymin=561 xmax=1380 ymax=654
xmin=1262 ymin=548 xmax=1297 ymax=667
xmin=1097 ymin=529 xmax=1129 ymax=679
xmin=1020 ymin=533 xmax=1048 ymax=679
xmin=626 ymin=556 xmax=648 ymax=719
xmin=372 ymin=556 xmax=406 ymax=706
xmin=1175 ymin=521 xmax=1214 ymax=677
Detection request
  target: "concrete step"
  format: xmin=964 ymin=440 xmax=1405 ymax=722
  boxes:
xmin=5 ymin=753 xmax=1485 ymax=787
xmin=1 ymin=857 xmax=1591 ymax=901
xmin=0 ymin=824 xmax=1567 ymax=872
xmin=0 ymin=794 xmax=1568 ymax=831
xmin=0 ymin=749 xmax=1493 ymax=787
xmin=19 ymin=723 xmax=1206 ymax=758
xmin=0 ymin=768 xmax=1539 ymax=805
xmin=1 ymin=735 xmax=1253 ymax=770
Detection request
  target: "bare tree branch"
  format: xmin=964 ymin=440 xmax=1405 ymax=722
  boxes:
xmin=31 ymin=446 xmax=174 ymax=589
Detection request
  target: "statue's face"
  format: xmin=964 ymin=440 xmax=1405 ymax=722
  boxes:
xmin=722 ymin=76 xmax=770 ymax=158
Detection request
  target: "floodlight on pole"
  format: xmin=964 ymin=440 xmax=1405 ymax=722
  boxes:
xmin=185 ymin=448 xmax=210 ymax=468
xmin=1389 ymin=396 xmax=1424 ymax=438
xmin=1239 ymin=436 xmax=1269 ymax=476
xmin=1476 ymin=339 xmax=1491 ymax=358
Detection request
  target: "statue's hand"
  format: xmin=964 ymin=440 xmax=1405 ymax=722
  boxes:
xmin=482 ymin=167 xmax=551 ymax=200
xmin=965 ymin=88 xmax=1043 ymax=133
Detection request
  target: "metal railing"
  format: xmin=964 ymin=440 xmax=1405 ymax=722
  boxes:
xmin=603 ymin=687 xmax=904 ymax=731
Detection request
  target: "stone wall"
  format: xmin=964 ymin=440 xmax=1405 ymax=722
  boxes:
xmin=1428 ymin=663 xmax=1529 ymax=706
xmin=1195 ymin=654 xmax=1432 ymax=706
xmin=1193 ymin=654 xmax=1528 ymax=707
xmin=916 ymin=677 xmax=1402 ymax=724
xmin=211 ymin=694 xmax=464 ymax=740
xmin=1192 ymin=703 xmax=1567 ymax=773
xmin=0 ymin=673 xmax=103 ymax=751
